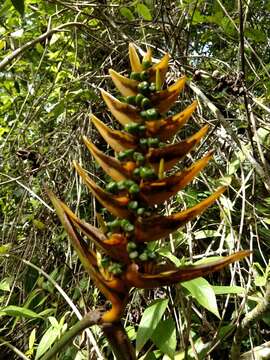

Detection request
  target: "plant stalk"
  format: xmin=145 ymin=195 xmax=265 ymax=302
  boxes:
xmin=102 ymin=322 xmax=136 ymax=360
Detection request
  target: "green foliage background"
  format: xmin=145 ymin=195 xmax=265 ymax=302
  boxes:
xmin=0 ymin=0 xmax=270 ymax=359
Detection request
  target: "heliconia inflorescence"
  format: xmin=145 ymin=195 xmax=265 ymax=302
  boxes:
xmin=48 ymin=44 xmax=250 ymax=323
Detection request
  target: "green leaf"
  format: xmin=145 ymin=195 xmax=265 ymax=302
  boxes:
xmin=120 ymin=7 xmax=134 ymax=21
xmin=136 ymin=298 xmax=168 ymax=353
xmin=11 ymin=0 xmax=24 ymax=16
xmin=181 ymin=277 xmax=220 ymax=318
xmin=245 ymin=28 xmax=267 ymax=43
xmin=136 ymin=3 xmax=152 ymax=21
xmin=158 ymin=248 xmax=182 ymax=267
xmin=0 ymin=279 xmax=11 ymax=292
xmin=0 ymin=305 xmax=42 ymax=318
xmin=212 ymin=285 xmax=246 ymax=295
xmin=192 ymin=9 xmax=207 ymax=25
xmin=35 ymin=326 xmax=60 ymax=359
xmin=28 ymin=328 xmax=36 ymax=354
xmin=151 ymin=317 xmax=176 ymax=359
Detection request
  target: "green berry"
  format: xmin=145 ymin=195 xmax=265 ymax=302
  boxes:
xmin=125 ymin=123 xmax=140 ymax=134
xmin=139 ymin=253 xmax=148 ymax=261
xmin=129 ymin=183 xmax=140 ymax=194
xmin=133 ymin=152 xmax=145 ymax=165
xmin=123 ymin=179 xmax=136 ymax=188
xmin=132 ymin=167 xmax=140 ymax=178
xmin=138 ymin=81 xmax=149 ymax=95
xmin=107 ymin=219 xmax=121 ymax=231
xmin=140 ymin=71 xmax=149 ymax=81
xmin=117 ymin=149 xmax=134 ymax=161
xmin=148 ymin=137 xmax=159 ymax=147
xmin=121 ymin=219 xmax=135 ymax=232
xmin=139 ymin=167 xmax=156 ymax=180
xmin=117 ymin=180 xmax=126 ymax=191
xmin=137 ymin=207 xmax=145 ymax=215
xmin=117 ymin=96 xmax=127 ymax=103
xmin=145 ymin=108 xmax=159 ymax=120
xmin=139 ymin=138 xmax=148 ymax=148
xmin=126 ymin=95 xmax=137 ymax=105
xmin=128 ymin=200 xmax=138 ymax=210
xmin=141 ymin=97 xmax=151 ymax=109
xmin=142 ymin=60 xmax=152 ymax=69
xmin=135 ymin=93 xmax=144 ymax=106
xmin=127 ymin=242 xmax=137 ymax=252
xmin=140 ymin=110 xmax=148 ymax=119
xmin=130 ymin=72 xmax=141 ymax=80
xmin=129 ymin=251 xmax=139 ymax=259
xmin=149 ymin=82 xmax=156 ymax=92
xmin=108 ymin=263 xmax=122 ymax=275
xmin=106 ymin=181 xmax=118 ymax=193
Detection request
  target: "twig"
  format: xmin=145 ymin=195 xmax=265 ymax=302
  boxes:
xmin=0 ymin=22 xmax=86 ymax=71
xmin=231 ymin=282 xmax=270 ymax=359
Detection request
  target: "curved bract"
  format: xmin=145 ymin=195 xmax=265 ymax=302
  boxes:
xmin=48 ymin=43 xmax=250 ymax=324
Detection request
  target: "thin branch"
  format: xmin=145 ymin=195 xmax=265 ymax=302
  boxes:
xmin=0 ymin=337 xmax=30 ymax=360
xmin=231 ymin=282 xmax=270 ymax=359
xmin=0 ymin=22 xmax=86 ymax=71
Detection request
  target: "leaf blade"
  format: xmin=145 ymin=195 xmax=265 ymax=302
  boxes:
xmin=181 ymin=277 xmax=220 ymax=318
xmin=136 ymin=299 xmax=168 ymax=353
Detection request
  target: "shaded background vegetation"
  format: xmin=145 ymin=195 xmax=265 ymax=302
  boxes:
xmin=0 ymin=0 xmax=270 ymax=359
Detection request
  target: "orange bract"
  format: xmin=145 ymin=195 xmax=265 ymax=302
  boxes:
xmin=48 ymin=43 xmax=250 ymax=323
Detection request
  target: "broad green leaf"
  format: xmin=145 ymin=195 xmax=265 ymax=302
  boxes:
xmin=193 ymin=229 xmax=221 ymax=240
xmin=0 ymin=279 xmax=11 ymax=292
xmin=0 ymin=305 xmax=42 ymax=318
xmin=35 ymin=326 xmax=60 ymax=359
xmin=158 ymin=248 xmax=182 ymax=267
xmin=212 ymin=285 xmax=246 ymax=295
xmin=151 ymin=318 xmax=176 ymax=359
xmin=126 ymin=325 xmax=136 ymax=341
xmin=136 ymin=298 xmax=168 ymax=353
xmin=181 ymin=278 xmax=220 ymax=318
xmin=11 ymin=0 xmax=24 ymax=16
xmin=136 ymin=3 xmax=152 ymax=21
xmin=120 ymin=7 xmax=134 ymax=21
